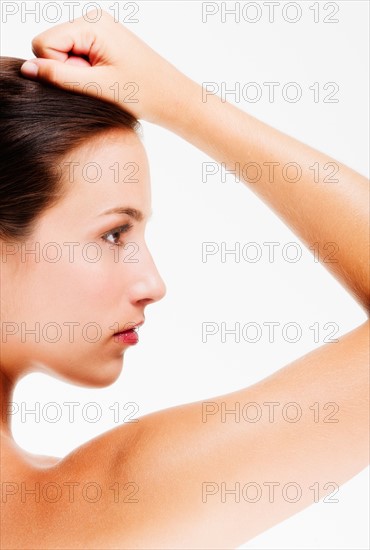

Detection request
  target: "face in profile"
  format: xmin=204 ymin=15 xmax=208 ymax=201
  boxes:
xmin=0 ymin=129 xmax=166 ymax=387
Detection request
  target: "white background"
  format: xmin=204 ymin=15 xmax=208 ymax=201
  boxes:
xmin=1 ymin=1 xmax=369 ymax=548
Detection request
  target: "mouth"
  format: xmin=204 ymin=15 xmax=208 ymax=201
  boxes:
xmin=113 ymin=320 xmax=144 ymax=345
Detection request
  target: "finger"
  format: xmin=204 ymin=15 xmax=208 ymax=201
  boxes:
xmin=65 ymin=56 xmax=92 ymax=68
xmin=20 ymin=57 xmax=95 ymax=89
xmin=31 ymin=19 xmax=96 ymax=63
xmin=31 ymin=29 xmax=76 ymax=62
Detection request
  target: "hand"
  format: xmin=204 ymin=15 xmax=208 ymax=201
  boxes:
xmin=20 ymin=8 xmax=188 ymax=125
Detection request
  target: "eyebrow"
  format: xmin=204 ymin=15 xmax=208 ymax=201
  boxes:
xmin=98 ymin=207 xmax=152 ymax=222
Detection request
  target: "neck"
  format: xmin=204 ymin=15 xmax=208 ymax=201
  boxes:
xmin=0 ymin=369 xmax=15 ymax=436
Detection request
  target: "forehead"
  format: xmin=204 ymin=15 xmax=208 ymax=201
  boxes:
xmin=55 ymin=128 xmax=151 ymax=220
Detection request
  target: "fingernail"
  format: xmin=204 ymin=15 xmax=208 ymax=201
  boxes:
xmin=21 ymin=61 xmax=39 ymax=77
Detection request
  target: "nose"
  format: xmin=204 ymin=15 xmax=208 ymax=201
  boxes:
xmin=129 ymin=244 xmax=167 ymax=306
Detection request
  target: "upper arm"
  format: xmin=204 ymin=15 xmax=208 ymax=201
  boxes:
xmin=122 ymin=319 xmax=369 ymax=548
xmin=1 ymin=321 xmax=368 ymax=549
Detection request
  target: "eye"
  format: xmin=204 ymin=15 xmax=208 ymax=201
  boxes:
xmin=101 ymin=223 xmax=133 ymax=247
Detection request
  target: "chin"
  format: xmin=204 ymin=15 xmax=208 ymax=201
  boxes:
xmin=39 ymin=355 xmax=125 ymax=388
xmin=76 ymin=358 xmax=125 ymax=388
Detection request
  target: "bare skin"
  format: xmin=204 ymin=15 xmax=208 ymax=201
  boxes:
xmin=1 ymin=9 xmax=369 ymax=550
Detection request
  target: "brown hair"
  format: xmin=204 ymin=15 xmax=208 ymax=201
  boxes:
xmin=0 ymin=57 xmax=140 ymax=241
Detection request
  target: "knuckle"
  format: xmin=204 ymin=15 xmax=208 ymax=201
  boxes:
xmin=31 ymin=36 xmax=40 ymax=53
xmin=31 ymin=33 xmax=45 ymax=52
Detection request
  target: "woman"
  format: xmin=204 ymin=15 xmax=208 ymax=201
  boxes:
xmin=0 ymin=8 xmax=368 ymax=549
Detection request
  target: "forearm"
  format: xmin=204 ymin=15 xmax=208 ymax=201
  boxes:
xmin=161 ymin=77 xmax=370 ymax=313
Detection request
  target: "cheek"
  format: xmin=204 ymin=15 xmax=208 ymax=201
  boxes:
xmin=1 ymin=246 xmax=131 ymax=382
xmin=27 ymin=252 xmax=127 ymax=320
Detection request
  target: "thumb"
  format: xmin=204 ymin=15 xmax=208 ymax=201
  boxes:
xmin=20 ymin=57 xmax=95 ymax=92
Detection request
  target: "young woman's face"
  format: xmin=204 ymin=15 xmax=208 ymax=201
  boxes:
xmin=0 ymin=129 xmax=166 ymax=386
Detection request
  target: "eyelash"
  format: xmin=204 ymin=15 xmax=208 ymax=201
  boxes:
xmin=101 ymin=223 xmax=134 ymax=247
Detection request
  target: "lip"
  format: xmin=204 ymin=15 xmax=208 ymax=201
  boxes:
xmin=113 ymin=320 xmax=144 ymax=335
xmin=112 ymin=320 xmax=144 ymax=345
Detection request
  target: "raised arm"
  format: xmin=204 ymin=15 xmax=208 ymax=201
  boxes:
xmin=161 ymin=83 xmax=370 ymax=313
xmin=22 ymin=9 xmax=369 ymax=313
xmin=12 ymin=10 xmax=369 ymax=550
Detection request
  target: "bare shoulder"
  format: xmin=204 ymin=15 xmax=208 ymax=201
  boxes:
xmin=1 ymin=321 xmax=368 ymax=549
xmin=0 ymin=422 xmax=145 ymax=549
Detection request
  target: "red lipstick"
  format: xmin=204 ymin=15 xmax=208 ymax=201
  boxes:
xmin=114 ymin=328 xmax=139 ymax=345
xmin=113 ymin=320 xmax=144 ymax=345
